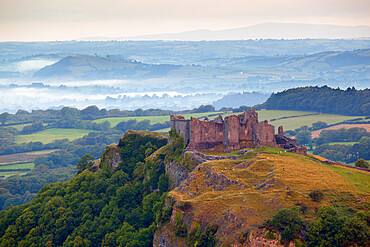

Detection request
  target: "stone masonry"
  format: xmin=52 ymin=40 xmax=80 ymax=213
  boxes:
xmin=170 ymin=109 xmax=307 ymax=155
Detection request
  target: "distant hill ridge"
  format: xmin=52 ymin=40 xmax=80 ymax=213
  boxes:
xmin=33 ymin=54 xmax=181 ymax=80
xmin=259 ymin=86 xmax=370 ymax=116
xmin=78 ymin=22 xmax=370 ymax=41
xmin=33 ymin=49 xmax=370 ymax=81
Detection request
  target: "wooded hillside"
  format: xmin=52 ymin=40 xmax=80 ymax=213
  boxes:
xmin=259 ymin=86 xmax=370 ymax=116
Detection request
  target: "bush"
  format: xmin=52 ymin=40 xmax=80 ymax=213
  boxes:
xmin=355 ymin=158 xmax=369 ymax=169
xmin=265 ymin=231 xmax=276 ymax=240
xmin=263 ymin=208 xmax=305 ymax=244
xmin=309 ymin=190 xmax=324 ymax=202
xmin=174 ymin=213 xmax=188 ymax=237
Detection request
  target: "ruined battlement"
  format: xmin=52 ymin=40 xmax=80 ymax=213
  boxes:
xmin=170 ymin=109 xmax=307 ymax=155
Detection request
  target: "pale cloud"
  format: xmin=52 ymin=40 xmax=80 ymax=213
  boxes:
xmin=0 ymin=0 xmax=369 ymax=41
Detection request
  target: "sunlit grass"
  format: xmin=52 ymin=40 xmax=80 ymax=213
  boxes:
xmin=15 ymin=128 xmax=95 ymax=144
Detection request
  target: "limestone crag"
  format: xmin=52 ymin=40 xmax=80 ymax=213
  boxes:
xmin=184 ymin=150 xmax=239 ymax=164
xmin=275 ymin=135 xmax=307 ymax=156
xmin=170 ymin=109 xmax=307 ymax=155
xmin=165 ymin=161 xmax=192 ymax=189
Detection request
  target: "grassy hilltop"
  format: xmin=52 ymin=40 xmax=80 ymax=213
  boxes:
xmin=156 ymin=143 xmax=369 ymax=246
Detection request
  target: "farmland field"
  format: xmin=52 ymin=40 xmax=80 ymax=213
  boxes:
xmin=0 ymin=171 xmax=28 ymax=178
xmin=0 ymin=149 xmax=59 ymax=164
xmin=0 ymin=162 xmax=35 ymax=177
xmin=14 ymin=128 xmax=96 ymax=144
xmin=311 ymin=123 xmax=370 ymax=138
xmin=0 ymin=162 xmax=35 ymax=170
xmin=270 ymin=114 xmax=363 ymax=131
xmin=327 ymin=142 xmax=358 ymax=146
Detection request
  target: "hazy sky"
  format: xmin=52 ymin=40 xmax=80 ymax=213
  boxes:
xmin=0 ymin=0 xmax=369 ymax=41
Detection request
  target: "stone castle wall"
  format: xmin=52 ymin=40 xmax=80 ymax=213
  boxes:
xmin=170 ymin=109 xmax=307 ymax=155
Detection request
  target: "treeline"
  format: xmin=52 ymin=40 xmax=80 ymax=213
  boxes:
xmin=313 ymin=136 xmax=370 ymax=163
xmin=259 ymin=86 xmax=370 ymax=115
xmin=114 ymin=119 xmax=170 ymax=133
xmin=264 ymin=205 xmax=369 ymax=246
xmin=0 ymin=131 xmax=171 ymax=246
xmin=315 ymin=127 xmax=370 ymax=146
xmin=0 ymin=165 xmax=75 ymax=210
xmin=0 ymin=104 xmax=219 ymax=125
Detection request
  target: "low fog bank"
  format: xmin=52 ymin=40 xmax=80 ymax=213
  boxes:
xmin=1 ymin=78 xmax=368 ymax=113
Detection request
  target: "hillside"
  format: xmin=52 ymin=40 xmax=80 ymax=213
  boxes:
xmin=259 ymin=86 xmax=370 ymax=116
xmin=204 ymin=49 xmax=370 ymax=69
xmin=33 ymin=55 xmax=181 ymax=80
xmin=0 ymin=130 xmax=368 ymax=246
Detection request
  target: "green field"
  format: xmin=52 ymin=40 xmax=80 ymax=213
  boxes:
xmin=328 ymin=142 xmax=358 ymax=146
xmin=93 ymin=112 xmax=223 ymax=127
xmin=0 ymin=162 xmax=35 ymax=178
xmin=270 ymin=114 xmax=362 ymax=131
xmin=15 ymin=128 xmax=95 ymax=144
xmin=0 ymin=162 xmax=35 ymax=170
xmin=0 ymin=171 xmax=28 ymax=178
xmin=0 ymin=149 xmax=60 ymax=164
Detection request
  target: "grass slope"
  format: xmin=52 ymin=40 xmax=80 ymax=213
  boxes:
xmin=14 ymin=128 xmax=96 ymax=144
xmin=270 ymin=114 xmax=362 ymax=130
xmin=168 ymin=147 xmax=369 ymax=245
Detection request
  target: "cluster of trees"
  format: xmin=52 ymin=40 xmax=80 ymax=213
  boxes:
xmin=290 ymin=126 xmax=370 ymax=164
xmin=260 ymin=86 xmax=370 ymax=115
xmin=114 ymin=119 xmax=170 ymax=133
xmin=0 ymin=165 xmax=75 ymax=210
xmin=20 ymin=121 xmax=44 ymax=134
xmin=315 ymin=127 xmax=370 ymax=146
xmin=53 ymin=119 xmax=111 ymax=131
xmin=0 ymin=131 xmax=171 ymax=246
xmin=264 ymin=205 xmax=369 ymax=246
xmin=0 ymin=130 xmax=125 ymax=209
xmin=313 ymin=136 xmax=370 ymax=163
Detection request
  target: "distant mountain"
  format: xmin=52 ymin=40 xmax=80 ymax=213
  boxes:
xmin=208 ymin=49 xmax=370 ymax=71
xmin=78 ymin=23 xmax=370 ymax=41
xmin=33 ymin=55 xmax=181 ymax=80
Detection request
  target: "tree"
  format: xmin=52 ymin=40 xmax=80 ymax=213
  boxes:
xmin=308 ymin=190 xmax=324 ymax=202
xmin=311 ymin=121 xmax=328 ymax=130
xmin=295 ymin=129 xmax=312 ymax=146
xmin=340 ymin=212 xmax=370 ymax=245
xmin=81 ymin=105 xmax=100 ymax=119
xmin=355 ymin=158 xmax=369 ymax=169
xmin=306 ymin=206 xmax=343 ymax=246
xmin=264 ymin=208 xmax=305 ymax=244
xmin=76 ymin=154 xmax=95 ymax=174
xmin=0 ymin=112 xmax=10 ymax=125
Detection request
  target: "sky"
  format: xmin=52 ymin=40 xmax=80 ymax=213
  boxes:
xmin=0 ymin=0 xmax=369 ymax=41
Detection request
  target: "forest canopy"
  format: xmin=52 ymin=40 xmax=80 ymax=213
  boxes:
xmin=259 ymin=86 xmax=370 ymax=115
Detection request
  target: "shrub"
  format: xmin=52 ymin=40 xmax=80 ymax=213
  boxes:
xmin=355 ymin=158 xmax=369 ymax=169
xmin=174 ymin=212 xmax=188 ymax=237
xmin=309 ymin=190 xmax=324 ymax=202
xmin=265 ymin=231 xmax=276 ymax=240
xmin=263 ymin=208 xmax=305 ymax=244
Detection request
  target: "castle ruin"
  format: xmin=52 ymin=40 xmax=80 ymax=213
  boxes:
xmin=170 ymin=109 xmax=307 ymax=155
